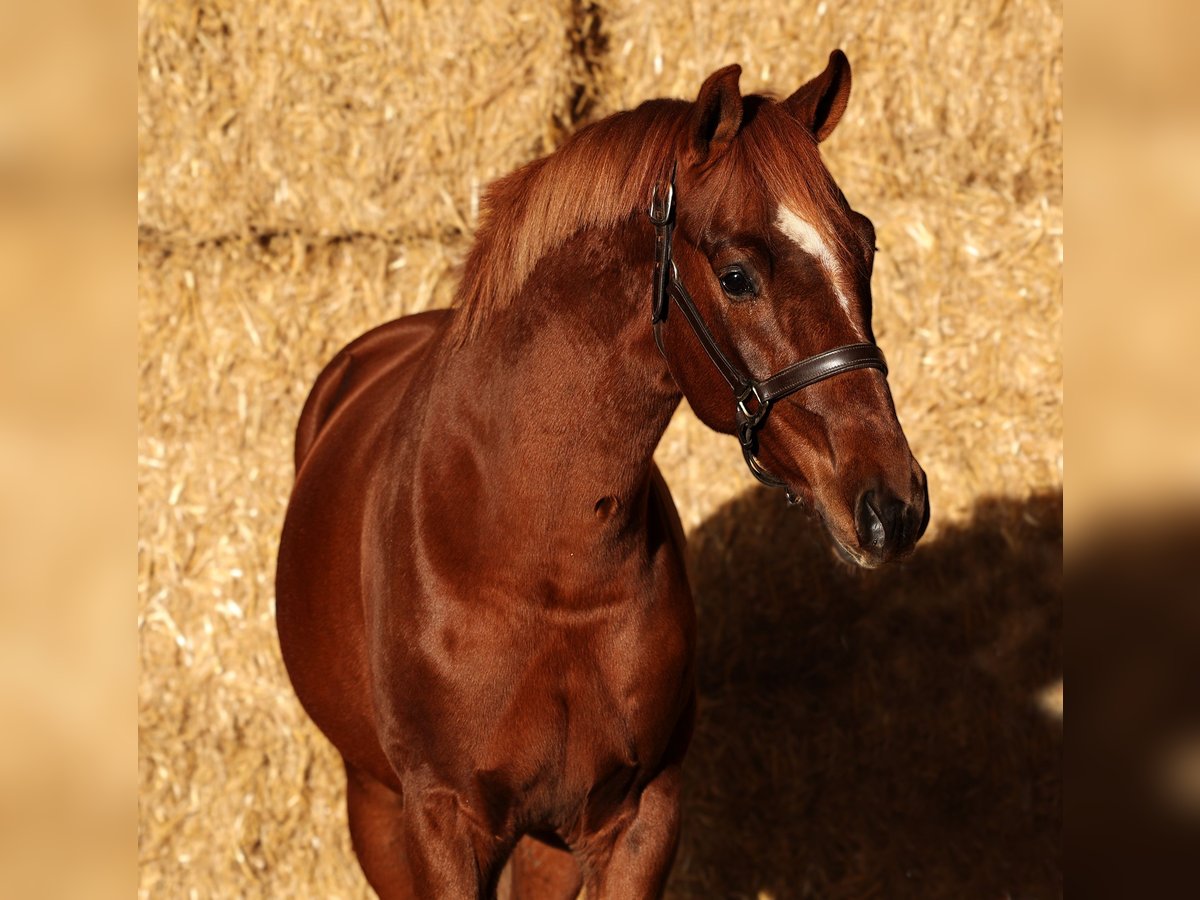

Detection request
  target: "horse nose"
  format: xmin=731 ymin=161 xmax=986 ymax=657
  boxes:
xmin=855 ymin=488 xmax=922 ymax=558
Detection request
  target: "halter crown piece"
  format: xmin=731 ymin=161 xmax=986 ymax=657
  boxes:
xmin=648 ymin=166 xmax=889 ymax=505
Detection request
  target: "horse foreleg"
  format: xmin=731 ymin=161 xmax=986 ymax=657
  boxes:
xmin=347 ymin=762 xmax=512 ymax=899
xmin=401 ymin=786 xmax=511 ymax=899
xmin=506 ymin=836 xmax=583 ymax=900
xmin=345 ymin=762 xmax=416 ymax=899
xmin=579 ymin=766 xmax=682 ymax=900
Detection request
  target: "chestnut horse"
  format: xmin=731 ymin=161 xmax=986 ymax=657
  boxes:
xmin=276 ymin=51 xmax=928 ymax=899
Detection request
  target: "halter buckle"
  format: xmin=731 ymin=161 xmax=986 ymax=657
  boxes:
xmin=649 ymin=179 xmax=676 ymax=327
xmin=648 ymin=181 xmax=675 ymax=227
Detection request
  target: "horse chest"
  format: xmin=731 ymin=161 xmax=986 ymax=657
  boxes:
xmin=476 ymin=629 xmax=691 ymax=829
xmin=380 ymin=597 xmax=693 ymax=817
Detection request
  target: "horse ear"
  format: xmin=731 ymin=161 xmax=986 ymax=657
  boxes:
xmin=784 ymin=50 xmax=852 ymax=142
xmin=688 ymin=64 xmax=743 ymax=164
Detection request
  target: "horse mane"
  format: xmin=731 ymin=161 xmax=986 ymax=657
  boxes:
xmin=449 ymin=100 xmax=686 ymax=342
xmin=449 ymin=94 xmax=852 ymax=342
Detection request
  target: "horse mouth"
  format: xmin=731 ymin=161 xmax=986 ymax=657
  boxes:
xmin=788 ymin=491 xmax=878 ymax=570
xmin=831 ymin=537 xmax=876 ymax=569
xmin=830 ymin=526 xmax=924 ymax=570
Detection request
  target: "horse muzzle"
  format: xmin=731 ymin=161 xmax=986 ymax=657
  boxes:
xmin=852 ymin=482 xmax=930 ymax=567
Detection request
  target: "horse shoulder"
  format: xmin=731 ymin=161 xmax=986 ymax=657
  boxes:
xmin=277 ymin=308 xmax=449 ymax=788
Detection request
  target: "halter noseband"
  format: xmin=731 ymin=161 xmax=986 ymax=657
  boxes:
xmin=648 ymin=168 xmax=888 ymax=504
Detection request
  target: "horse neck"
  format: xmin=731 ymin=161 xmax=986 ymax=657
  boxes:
xmin=436 ymin=215 xmax=680 ymax=530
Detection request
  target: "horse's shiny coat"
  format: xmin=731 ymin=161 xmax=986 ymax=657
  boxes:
xmin=276 ymin=52 xmax=928 ymax=899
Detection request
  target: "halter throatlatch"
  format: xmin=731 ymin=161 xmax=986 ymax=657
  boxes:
xmin=648 ymin=167 xmax=889 ymax=504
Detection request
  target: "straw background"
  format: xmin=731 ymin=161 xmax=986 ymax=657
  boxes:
xmin=138 ymin=0 xmax=1062 ymax=897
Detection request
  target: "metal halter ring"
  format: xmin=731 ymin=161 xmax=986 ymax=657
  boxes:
xmin=736 ymin=385 xmax=769 ymax=428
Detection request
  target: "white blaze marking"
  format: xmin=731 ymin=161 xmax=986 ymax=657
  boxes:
xmin=774 ymin=205 xmax=859 ymax=332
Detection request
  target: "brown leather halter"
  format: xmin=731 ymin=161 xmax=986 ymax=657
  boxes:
xmin=649 ymin=170 xmax=888 ymax=504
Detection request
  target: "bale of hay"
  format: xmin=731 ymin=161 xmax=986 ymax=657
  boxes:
xmin=138 ymin=0 xmax=1062 ymax=895
xmin=138 ymin=0 xmax=577 ymax=240
xmin=138 ymin=234 xmax=463 ymax=898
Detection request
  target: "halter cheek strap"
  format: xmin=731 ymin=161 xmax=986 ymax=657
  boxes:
xmin=648 ymin=169 xmax=888 ymax=504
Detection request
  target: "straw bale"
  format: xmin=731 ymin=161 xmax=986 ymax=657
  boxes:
xmin=138 ymin=235 xmax=460 ymax=898
xmin=138 ymin=0 xmax=1061 ymax=895
xmin=597 ymin=0 xmax=1063 ymax=201
xmin=138 ymin=0 xmax=576 ymax=240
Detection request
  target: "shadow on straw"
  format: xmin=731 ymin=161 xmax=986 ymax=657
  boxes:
xmin=671 ymin=489 xmax=1063 ymax=899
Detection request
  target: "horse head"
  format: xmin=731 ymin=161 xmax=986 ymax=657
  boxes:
xmin=657 ymin=53 xmax=929 ymax=567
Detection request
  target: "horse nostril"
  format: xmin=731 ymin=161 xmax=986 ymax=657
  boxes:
xmin=855 ymin=490 xmax=887 ymax=551
xmin=857 ymin=489 xmax=915 ymax=554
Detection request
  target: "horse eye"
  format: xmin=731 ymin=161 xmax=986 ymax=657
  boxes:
xmin=718 ymin=268 xmax=755 ymax=299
